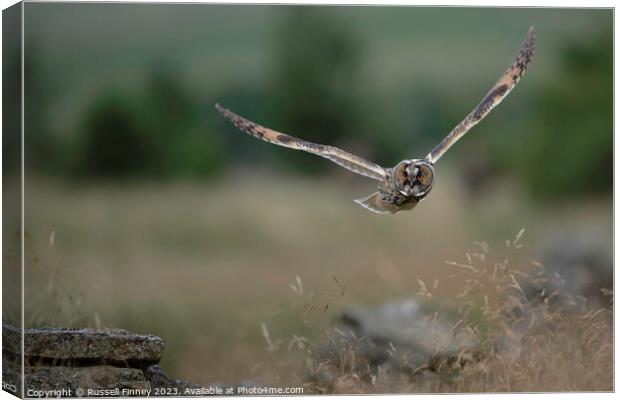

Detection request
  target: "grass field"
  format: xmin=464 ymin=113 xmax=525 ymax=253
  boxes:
xmin=19 ymin=171 xmax=611 ymax=388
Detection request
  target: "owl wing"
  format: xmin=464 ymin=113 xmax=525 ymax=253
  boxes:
xmin=426 ymin=26 xmax=535 ymax=164
xmin=216 ymin=104 xmax=389 ymax=181
xmin=354 ymin=191 xmax=419 ymax=214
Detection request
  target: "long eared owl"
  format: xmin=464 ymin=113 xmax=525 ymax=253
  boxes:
xmin=216 ymin=27 xmax=535 ymax=214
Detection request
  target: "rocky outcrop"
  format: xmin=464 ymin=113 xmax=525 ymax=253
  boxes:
xmin=2 ymin=324 xmax=199 ymax=397
xmin=3 ymin=325 xmax=165 ymax=363
xmin=336 ymin=299 xmax=474 ymax=369
xmin=307 ymin=298 xmax=476 ymax=391
xmin=541 ymin=232 xmax=612 ymax=306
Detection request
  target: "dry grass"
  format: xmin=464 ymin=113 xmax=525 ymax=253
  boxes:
xmin=439 ymin=230 xmax=613 ymax=392
xmin=21 ymin=175 xmax=612 ymax=389
xmin=267 ymin=230 xmax=613 ymax=393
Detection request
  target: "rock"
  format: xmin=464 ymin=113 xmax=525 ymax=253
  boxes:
xmin=25 ymin=366 xmax=149 ymax=391
xmin=2 ymin=360 xmax=21 ymax=396
xmin=145 ymin=365 xmax=201 ymax=391
xmin=3 ymin=324 xmax=164 ymax=363
xmin=540 ymin=231 xmax=612 ymax=306
xmin=307 ymin=298 xmax=474 ymax=392
xmin=344 ymin=299 xmax=472 ymax=361
xmin=1 ymin=323 xmax=198 ymax=396
xmin=322 ymin=299 xmax=474 ymax=374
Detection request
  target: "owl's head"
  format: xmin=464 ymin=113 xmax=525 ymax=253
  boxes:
xmin=392 ymin=159 xmax=435 ymax=199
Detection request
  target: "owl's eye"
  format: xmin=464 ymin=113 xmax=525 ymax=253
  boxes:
xmin=416 ymin=171 xmax=425 ymax=185
xmin=407 ymin=162 xmax=434 ymax=199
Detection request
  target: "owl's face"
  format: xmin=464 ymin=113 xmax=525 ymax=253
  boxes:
xmin=392 ymin=159 xmax=435 ymax=199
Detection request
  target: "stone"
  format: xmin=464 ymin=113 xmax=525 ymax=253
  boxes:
xmin=3 ymin=324 xmax=164 ymax=363
xmin=327 ymin=298 xmax=475 ymax=371
xmin=1 ymin=323 xmax=194 ymax=395
xmin=541 ymin=231 xmax=612 ymax=305
xmin=145 ymin=365 xmax=201 ymax=391
xmin=2 ymin=323 xmax=266 ymax=396
xmin=25 ymin=366 xmax=149 ymax=391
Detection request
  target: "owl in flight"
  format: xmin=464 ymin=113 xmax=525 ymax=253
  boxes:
xmin=216 ymin=27 xmax=535 ymax=214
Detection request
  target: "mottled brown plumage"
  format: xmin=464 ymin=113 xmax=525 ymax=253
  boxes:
xmin=426 ymin=26 xmax=535 ymax=163
xmin=216 ymin=27 xmax=535 ymax=214
xmin=215 ymin=104 xmax=387 ymax=181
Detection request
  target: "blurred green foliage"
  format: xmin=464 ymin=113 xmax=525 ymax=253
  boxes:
xmin=81 ymin=93 xmax=162 ymax=177
xmin=269 ymin=8 xmax=363 ymax=173
xmin=522 ymin=28 xmax=612 ymax=196
xmin=22 ymin=5 xmax=612 ymax=199
xmin=75 ymin=70 xmax=226 ymax=178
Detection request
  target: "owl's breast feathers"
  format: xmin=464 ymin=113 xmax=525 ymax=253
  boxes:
xmin=378 ymin=178 xmax=419 ymax=212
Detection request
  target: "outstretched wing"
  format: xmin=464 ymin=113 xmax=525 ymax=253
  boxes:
xmin=216 ymin=104 xmax=389 ymax=181
xmin=426 ymin=26 xmax=535 ymax=164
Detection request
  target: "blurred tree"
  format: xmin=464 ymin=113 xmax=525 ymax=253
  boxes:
xmin=521 ymin=28 xmax=612 ymax=197
xmin=142 ymin=67 xmax=226 ymax=177
xmin=269 ymin=7 xmax=365 ymax=173
xmin=23 ymin=8 xmax=612 ymax=196
xmin=76 ymin=67 xmax=226 ymax=179
xmin=80 ymin=93 xmax=164 ymax=177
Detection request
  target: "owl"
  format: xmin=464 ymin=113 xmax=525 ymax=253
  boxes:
xmin=216 ymin=27 xmax=535 ymax=214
